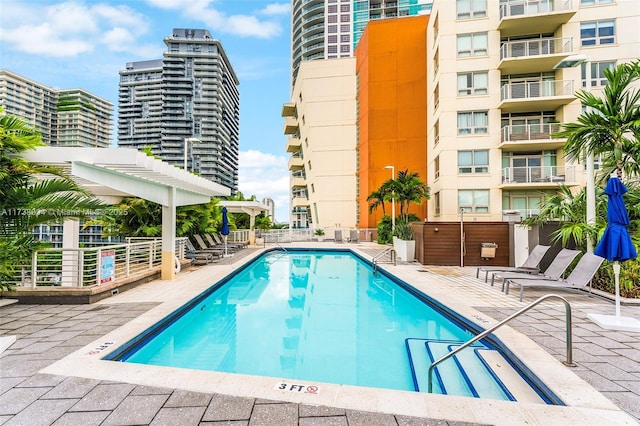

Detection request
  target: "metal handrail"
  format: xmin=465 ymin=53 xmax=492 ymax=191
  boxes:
xmin=372 ymin=247 xmax=396 ymax=275
xmin=427 ymin=294 xmax=573 ymax=393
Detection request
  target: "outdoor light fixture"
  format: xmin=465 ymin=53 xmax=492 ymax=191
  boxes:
xmin=384 ymin=165 xmax=395 ymax=231
xmin=554 ymin=54 xmax=595 ymax=252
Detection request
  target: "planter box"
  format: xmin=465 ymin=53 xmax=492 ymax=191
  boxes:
xmin=393 ymin=237 xmax=415 ymax=262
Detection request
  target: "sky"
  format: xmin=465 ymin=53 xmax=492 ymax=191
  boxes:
xmin=0 ymin=0 xmax=293 ymax=223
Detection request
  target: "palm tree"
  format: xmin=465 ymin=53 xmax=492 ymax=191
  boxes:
xmin=524 ymin=185 xmax=607 ymax=250
xmin=0 ymin=109 xmax=104 ymax=291
xmin=389 ymin=169 xmax=430 ymax=221
xmin=367 ymin=188 xmax=389 ymax=215
xmin=558 ymin=60 xmax=640 ymax=180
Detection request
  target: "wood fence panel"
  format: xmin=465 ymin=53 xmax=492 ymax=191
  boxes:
xmin=414 ymin=222 xmax=510 ymax=266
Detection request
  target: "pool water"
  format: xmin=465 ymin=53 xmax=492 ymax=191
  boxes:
xmin=113 ymin=250 xmax=549 ymax=400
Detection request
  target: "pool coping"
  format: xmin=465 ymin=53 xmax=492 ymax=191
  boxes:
xmin=39 ymin=245 xmax=637 ymax=425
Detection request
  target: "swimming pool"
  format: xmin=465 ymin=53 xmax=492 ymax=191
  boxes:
xmin=108 ymin=249 xmax=559 ymax=402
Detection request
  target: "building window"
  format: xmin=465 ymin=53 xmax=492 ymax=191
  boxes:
xmin=582 ymin=61 xmax=615 ymax=87
xmin=458 ymin=189 xmax=489 ymax=213
xmin=458 ymin=150 xmax=489 ymax=174
xmin=457 ymin=32 xmax=488 ymax=57
xmin=340 ymin=14 xmax=350 ymax=22
xmin=457 ymin=71 xmax=488 ymax=95
xmin=328 ymin=15 xmax=338 ymax=23
xmin=581 ymin=20 xmax=615 ymax=46
xmin=434 ymin=84 xmax=439 ymax=109
xmin=340 ymin=4 xmax=350 ymax=11
xmin=328 ymin=45 xmax=338 ymax=54
xmin=341 ymin=34 xmax=350 ymax=42
xmin=328 ymin=4 xmax=338 ymax=12
xmin=328 ymin=25 xmax=338 ymax=33
xmin=457 ymin=111 xmax=488 ymax=134
xmin=434 ymin=192 xmax=441 ymax=216
xmin=434 ymin=48 xmax=440 ymax=75
xmin=581 ymin=0 xmax=614 ymax=5
xmin=340 ymin=24 xmax=350 ymax=31
xmin=457 ymin=0 xmax=487 ymax=19
xmin=434 ymin=156 xmax=440 ymax=180
xmin=340 ymin=45 xmax=350 ymax=53
xmin=434 ymin=120 xmax=440 ymax=146
xmin=328 ymin=35 xmax=337 ymax=43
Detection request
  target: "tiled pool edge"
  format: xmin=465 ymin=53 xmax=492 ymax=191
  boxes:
xmin=38 ymin=245 xmax=637 ymax=425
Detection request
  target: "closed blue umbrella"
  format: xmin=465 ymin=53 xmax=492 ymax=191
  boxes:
xmin=221 ymin=207 xmax=230 ymax=257
xmin=593 ymin=176 xmax=637 ymax=321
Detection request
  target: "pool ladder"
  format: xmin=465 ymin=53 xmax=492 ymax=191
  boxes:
xmin=426 ymin=294 xmax=574 ymax=393
xmin=372 ymin=247 xmax=396 ymax=275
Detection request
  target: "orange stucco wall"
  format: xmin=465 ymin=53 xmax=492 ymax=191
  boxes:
xmin=355 ymin=15 xmax=429 ymax=229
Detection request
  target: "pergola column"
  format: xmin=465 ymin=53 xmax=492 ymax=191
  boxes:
xmin=161 ymin=186 xmax=177 ymax=280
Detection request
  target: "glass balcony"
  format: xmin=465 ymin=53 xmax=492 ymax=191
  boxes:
xmin=502 ymin=165 xmax=576 ymax=185
xmin=500 ymin=80 xmax=575 ymax=113
xmin=499 ymin=37 xmax=573 ymax=74
xmin=498 ymin=0 xmax=576 ymax=37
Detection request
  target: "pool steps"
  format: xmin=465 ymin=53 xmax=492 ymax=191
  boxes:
xmin=406 ymin=338 xmax=544 ymax=402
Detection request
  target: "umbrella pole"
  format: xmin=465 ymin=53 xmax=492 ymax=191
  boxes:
xmin=225 ymin=235 xmax=228 ymax=257
xmin=613 ymin=261 xmax=621 ymax=318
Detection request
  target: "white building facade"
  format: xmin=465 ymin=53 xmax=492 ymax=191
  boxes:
xmin=283 ymin=58 xmax=358 ymax=229
xmin=427 ymin=0 xmax=640 ymax=222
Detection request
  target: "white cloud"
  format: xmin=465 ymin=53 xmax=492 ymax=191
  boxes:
xmin=0 ymin=1 xmax=151 ymax=58
xmin=260 ymin=3 xmax=291 ymax=16
xmin=146 ymin=0 xmax=283 ymax=39
xmin=238 ymin=150 xmax=290 ymax=223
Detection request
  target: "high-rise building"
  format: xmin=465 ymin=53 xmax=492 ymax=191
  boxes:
xmin=282 ymin=58 xmax=358 ymax=229
xmin=118 ymin=28 xmax=240 ymax=193
xmin=427 ymin=0 xmax=640 ymax=222
xmin=0 ymin=70 xmax=113 ymax=147
xmin=0 ymin=70 xmax=115 ymax=247
xmin=291 ymin=0 xmax=433 ymax=86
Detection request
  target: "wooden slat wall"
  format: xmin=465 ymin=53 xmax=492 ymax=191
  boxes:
xmin=413 ymin=222 xmax=510 ymax=266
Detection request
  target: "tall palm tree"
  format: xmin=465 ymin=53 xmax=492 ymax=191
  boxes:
xmin=558 ymin=60 xmax=640 ymax=180
xmin=0 ymin=109 xmax=104 ymax=290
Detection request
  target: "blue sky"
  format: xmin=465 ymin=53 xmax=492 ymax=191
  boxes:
xmin=0 ymin=0 xmax=292 ymax=222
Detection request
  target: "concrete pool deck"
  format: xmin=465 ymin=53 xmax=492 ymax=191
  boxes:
xmin=1 ymin=243 xmax=639 ymax=425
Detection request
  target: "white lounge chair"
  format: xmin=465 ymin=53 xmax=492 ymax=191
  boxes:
xmin=476 ymin=245 xmax=550 ymax=282
xmin=491 ymin=248 xmax=581 ymax=289
xmin=504 ymin=252 xmax=605 ymax=301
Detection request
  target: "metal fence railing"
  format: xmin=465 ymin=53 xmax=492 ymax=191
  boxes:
xmin=13 ymin=237 xmax=189 ymax=289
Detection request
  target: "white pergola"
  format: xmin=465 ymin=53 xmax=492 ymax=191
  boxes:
xmin=218 ymin=200 xmax=270 ymax=244
xmin=24 ymin=147 xmax=230 ymax=280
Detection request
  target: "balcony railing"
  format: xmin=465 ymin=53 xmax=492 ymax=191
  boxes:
xmin=502 ymin=165 xmax=575 ymax=184
xmin=501 ymin=123 xmax=563 ymax=142
xmin=501 ymin=80 xmax=573 ymax=101
xmin=500 ymin=37 xmax=572 ymax=60
xmin=499 ymin=0 xmax=572 ymax=19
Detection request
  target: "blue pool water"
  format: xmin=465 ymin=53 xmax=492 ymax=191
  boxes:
xmin=111 ymin=249 xmax=555 ymax=401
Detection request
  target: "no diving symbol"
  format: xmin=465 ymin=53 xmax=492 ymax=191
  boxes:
xmin=275 ymin=382 xmax=321 ymax=394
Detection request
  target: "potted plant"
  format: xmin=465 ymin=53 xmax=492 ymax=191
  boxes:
xmin=393 ymin=220 xmax=415 ymax=262
xmin=314 ymin=228 xmax=325 ymax=242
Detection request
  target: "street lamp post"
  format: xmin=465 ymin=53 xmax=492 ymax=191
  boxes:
xmin=384 ymin=165 xmax=395 ymax=231
xmin=183 ymin=137 xmax=201 ymax=171
xmin=554 ymin=54 xmax=595 ymax=252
